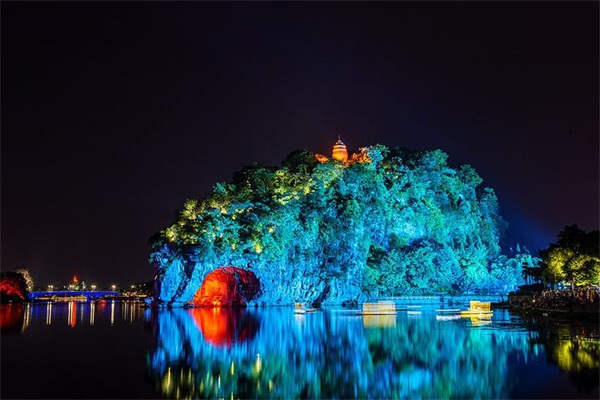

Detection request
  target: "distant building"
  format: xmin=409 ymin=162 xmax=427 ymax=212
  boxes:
xmin=66 ymin=275 xmax=87 ymax=291
xmin=331 ymin=135 xmax=349 ymax=163
xmin=315 ymin=135 xmax=370 ymax=165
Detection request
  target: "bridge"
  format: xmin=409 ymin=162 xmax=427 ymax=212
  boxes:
xmin=29 ymin=291 xmax=120 ymax=300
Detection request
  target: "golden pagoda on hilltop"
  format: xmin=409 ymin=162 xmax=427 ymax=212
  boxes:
xmin=314 ymin=135 xmax=370 ymax=165
xmin=331 ymin=135 xmax=348 ymax=163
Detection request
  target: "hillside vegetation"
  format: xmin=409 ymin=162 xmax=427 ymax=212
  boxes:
xmin=149 ymin=145 xmax=530 ymax=306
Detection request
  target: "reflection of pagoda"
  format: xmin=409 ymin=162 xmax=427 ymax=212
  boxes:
xmin=331 ymin=134 xmax=348 ymax=163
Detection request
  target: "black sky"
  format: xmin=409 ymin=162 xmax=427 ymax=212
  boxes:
xmin=2 ymin=2 xmax=598 ymax=288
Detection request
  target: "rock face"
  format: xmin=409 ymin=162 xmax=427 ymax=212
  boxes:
xmin=192 ymin=267 xmax=260 ymax=307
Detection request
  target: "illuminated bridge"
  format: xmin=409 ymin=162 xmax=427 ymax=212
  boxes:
xmin=29 ymin=291 xmax=120 ymax=300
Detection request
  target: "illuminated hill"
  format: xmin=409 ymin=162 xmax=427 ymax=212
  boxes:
xmin=149 ymin=141 xmax=531 ymax=307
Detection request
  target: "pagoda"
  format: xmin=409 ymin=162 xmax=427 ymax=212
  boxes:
xmin=331 ymin=135 xmax=349 ymax=163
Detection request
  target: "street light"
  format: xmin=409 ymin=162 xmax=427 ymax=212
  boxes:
xmin=91 ymin=284 xmax=97 ymax=291
xmin=111 ymin=284 xmax=116 ymax=291
xmin=48 ymin=285 xmax=54 ymax=292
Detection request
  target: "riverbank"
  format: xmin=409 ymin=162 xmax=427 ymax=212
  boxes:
xmin=508 ymin=289 xmax=599 ymax=321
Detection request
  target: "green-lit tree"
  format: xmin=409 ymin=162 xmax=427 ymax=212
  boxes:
xmin=539 ymin=225 xmax=600 ymax=287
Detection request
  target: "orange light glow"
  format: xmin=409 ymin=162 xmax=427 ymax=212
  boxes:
xmin=191 ymin=308 xmax=234 ymax=347
xmin=315 ymin=153 xmax=329 ymax=163
xmin=189 ymin=307 xmax=259 ymax=348
xmin=69 ymin=301 xmax=77 ymax=328
xmin=0 ymin=304 xmax=25 ymax=331
xmin=192 ymin=266 xmax=260 ymax=307
xmin=332 ymin=135 xmax=348 ymax=163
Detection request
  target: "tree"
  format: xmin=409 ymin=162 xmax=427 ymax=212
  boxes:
xmin=539 ymin=225 xmax=600 ymax=287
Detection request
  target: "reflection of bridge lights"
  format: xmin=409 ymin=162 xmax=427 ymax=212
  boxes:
xmin=90 ymin=302 xmax=95 ymax=325
xmin=22 ymin=304 xmax=31 ymax=332
xmin=110 ymin=301 xmax=115 ymax=326
xmin=68 ymin=301 xmax=77 ymax=328
xmin=46 ymin=303 xmax=52 ymax=325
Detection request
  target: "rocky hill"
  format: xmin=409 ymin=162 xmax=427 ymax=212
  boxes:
xmin=149 ymin=143 xmax=530 ymax=307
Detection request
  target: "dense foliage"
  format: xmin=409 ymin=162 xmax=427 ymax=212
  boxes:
xmin=539 ymin=225 xmax=600 ymax=287
xmin=150 ymin=145 xmax=527 ymax=305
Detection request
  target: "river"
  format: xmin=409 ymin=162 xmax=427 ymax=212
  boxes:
xmin=1 ymin=301 xmax=598 ymax=399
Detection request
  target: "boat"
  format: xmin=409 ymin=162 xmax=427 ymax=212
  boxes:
xmin=435 ymin=308 xmax=461 ymax=313
xmin=460 ymin=300 xmax=493 ymax=318
xmin=294 ymin=303 xmax=319 ymax=314
xmin=436 ymin=314 xmax=461 ymax=321
xmin=362 ymin=301 xmax=397 ymax=315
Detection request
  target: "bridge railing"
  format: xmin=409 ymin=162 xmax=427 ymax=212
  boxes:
xmin=29 ymin=291 xmax=120 ymax=300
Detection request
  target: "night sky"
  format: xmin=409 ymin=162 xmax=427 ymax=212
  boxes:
xmin=2 ymin=2 xmax=598 ymax=288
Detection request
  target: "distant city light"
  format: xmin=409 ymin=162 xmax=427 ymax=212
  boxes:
xmin=91 ymin=284 xmax=97 ymax=291
xmin=47 ymin=285 xmax=54 ymax=291
xmin=111 ymin=284 xmax=116 ymax=291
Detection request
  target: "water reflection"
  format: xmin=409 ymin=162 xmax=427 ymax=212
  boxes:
xmin=148 ymin=308 xmax=557 ymax=399
xmin=535 ymin=322 xmax=600 ymax=393
xmin=190 ymin=308 xmax=259 ymax=347
xmin=0 ymin=300 xmax=145 ymax=330
xmin=0 ymin=302 xmax=597 ymax=398
xmin=0 ymin=304 xmax=25 ymax=333
xmin=363 ymin=314 xmax=396 ymax=327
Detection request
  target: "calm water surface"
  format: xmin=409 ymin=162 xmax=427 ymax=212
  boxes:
xmin=1 ymin=301 xmax=598 ymax=399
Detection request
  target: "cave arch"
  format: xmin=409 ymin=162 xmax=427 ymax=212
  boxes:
xmin=192 ymin=267 xmax=260 ymax=307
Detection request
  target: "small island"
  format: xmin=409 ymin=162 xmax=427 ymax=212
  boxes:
xmin=149 ymin=138 xmax=536 ymax=307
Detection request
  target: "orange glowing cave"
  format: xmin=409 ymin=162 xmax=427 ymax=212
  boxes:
xmin=189 ymin=307 xmax=259 ymax=347
xmin=192 ymin=266 xmax=260 ymax=307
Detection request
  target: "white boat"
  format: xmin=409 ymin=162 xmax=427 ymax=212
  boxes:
xmin=362 ymin=301 xmax=397 ymax=315
xmin=294 ymin=303 xmax=319 ymax=314
xmin=436 ymin=314 xmax=461 ymax=321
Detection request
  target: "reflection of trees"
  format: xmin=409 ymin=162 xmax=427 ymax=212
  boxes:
xmin=148 ymin=309 xmax=537 ymax=399
xmin=362 ymin=317 xmax=532 ymax=398
xmin=534 ymin=322 xmax=599 ymax=393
